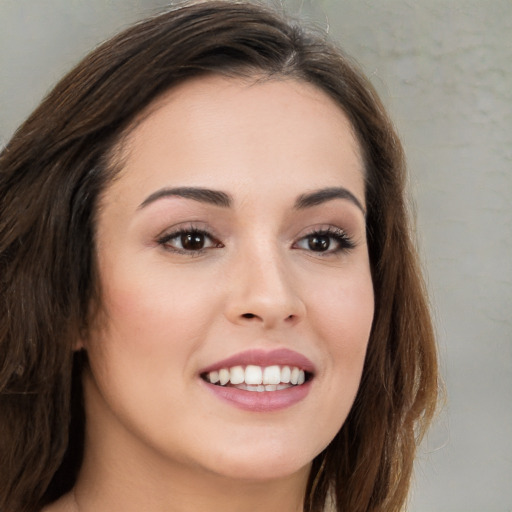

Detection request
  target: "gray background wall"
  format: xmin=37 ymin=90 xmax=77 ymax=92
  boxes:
xmin=1 ymin=1 xmax=511 ymax=510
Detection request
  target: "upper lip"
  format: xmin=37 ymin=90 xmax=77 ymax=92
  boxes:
xmin=199 ymin=348 xmax=316 ymax=375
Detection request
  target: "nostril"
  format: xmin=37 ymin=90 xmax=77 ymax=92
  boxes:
xmin=242 ymin=313 xmax=256 ymax=319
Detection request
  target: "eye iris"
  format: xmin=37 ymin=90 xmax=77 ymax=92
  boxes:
xmin=308 ymin=234 xmax=330 ymax=251
xmin=181 ymin=232 xmax=204 ymax=250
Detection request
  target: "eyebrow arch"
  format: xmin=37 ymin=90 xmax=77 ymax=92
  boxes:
xmin=139 ymin=187 xmax=232 ymax=209
xmin=294 ymin=187 xmax=365 ymax=215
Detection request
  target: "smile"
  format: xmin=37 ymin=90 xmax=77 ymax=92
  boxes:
xmin=199 ymin=349 xmax=315 ymax=411
xmin=202 ymin=364 xmax=308 ymax=392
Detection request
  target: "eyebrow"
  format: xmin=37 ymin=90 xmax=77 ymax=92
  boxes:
xmin=294 ymin=187 xmax=365 ymax=214
xmin=139 ymin=187 xmax=232 ymax=209
xmin=138 ymin=185 xmax=365 ymax=214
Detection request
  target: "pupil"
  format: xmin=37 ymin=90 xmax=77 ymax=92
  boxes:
xmin=181 ymin=232 xmax=204 ymax=250
xmin=308 ymin=235 xmax=330 ymax=251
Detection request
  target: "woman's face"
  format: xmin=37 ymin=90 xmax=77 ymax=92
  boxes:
xmin=84 ymin=76 xmax=374 ymax=483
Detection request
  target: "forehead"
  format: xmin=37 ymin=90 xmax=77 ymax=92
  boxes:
xmin=105 ymin=75 xmax=365 ymax=209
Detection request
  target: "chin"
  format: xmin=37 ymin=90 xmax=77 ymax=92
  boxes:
xmin=191 ymin=436 xmax=319 ymax=483
xmin=210 ymin=457 xmax=312 ymax=483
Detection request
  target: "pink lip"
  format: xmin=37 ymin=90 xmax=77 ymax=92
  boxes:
xmin=199 ymin=348 xmax=315 ymax=412
xmin=202 ymin=379 xmax=312 ymax=412
xmin=199 ymin=348 xmax=316 ymax=374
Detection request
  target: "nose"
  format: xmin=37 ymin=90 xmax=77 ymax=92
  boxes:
xmin=224 ymin=244 xmax=306 ymax=329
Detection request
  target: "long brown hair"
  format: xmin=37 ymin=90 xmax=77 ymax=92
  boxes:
xmin=0 ymin=2 xmax=438 ymax=511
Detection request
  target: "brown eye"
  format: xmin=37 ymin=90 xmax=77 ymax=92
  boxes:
xmin=294 ymin=228 xmax=355 ymax=255
xmin=307 ymin=234 xmax=331 ymax=251
xmin=181 ymin=232 xmax=206 ymax=251
xmin=158 ymin=228 xmax=222 ymax=254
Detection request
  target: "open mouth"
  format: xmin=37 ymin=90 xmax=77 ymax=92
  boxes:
xmin=201 ymin=364 xmax=312 ymax=392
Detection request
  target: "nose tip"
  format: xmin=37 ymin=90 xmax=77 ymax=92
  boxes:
xmin=225 ymin=255 xmax=305 ymax=329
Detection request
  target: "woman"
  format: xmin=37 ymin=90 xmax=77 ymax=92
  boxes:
xmin=0 ymin=2 xmax=438 ymax=511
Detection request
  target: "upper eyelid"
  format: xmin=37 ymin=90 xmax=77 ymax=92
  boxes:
xmin=157 ymin=221 xmax=218 ymax=239
xmin=293 ymin=223 xmax=353 ymax=239
xmin=155 ymin=222 xmax=359 ymax=245
xmin=296 ymin=227 xmax=354 ymax=243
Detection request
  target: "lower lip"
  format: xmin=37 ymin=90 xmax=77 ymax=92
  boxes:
xmin=202 ymin=380 xmax=312 ymax=412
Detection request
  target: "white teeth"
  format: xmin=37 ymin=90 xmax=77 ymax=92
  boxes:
xmin=219 ymin=368 xmax=230 ymax=386
xmin=229 ymin=366 xmax=245 ymax=385
xmin=205 ymin=364 xmax=309 ymax=389
xmin=209 ymin=370 xmax=220 ymax=384
xmin=245 ymin=365 xmax=263 ymax=385
xmin=263 ymin=365 xmax=281 ymax=385
xmin=281 ymin=366 xmax=291 ymax=383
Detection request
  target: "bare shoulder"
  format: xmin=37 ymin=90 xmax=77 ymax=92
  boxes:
xmin=40 ymin=492 xmax=76 ymax=512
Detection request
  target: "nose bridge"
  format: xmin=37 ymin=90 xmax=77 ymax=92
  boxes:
xmin=227 ymin=235 xmax=304 ymax=327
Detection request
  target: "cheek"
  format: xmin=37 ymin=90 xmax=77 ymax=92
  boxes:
xmin=83 ymin=266 xmax=218 ymax=438
xmin=85 ymin=265 xmax=220 ymax=396
xmin=100 ymin=260 xmax=221 ymax=341
xmin=291 ymin=266 xmax=373 ymax=454
xmin=305 ymin=264 xmax=374 ymax=400
xmin=308 ymin=265 xmax=374 ymax=347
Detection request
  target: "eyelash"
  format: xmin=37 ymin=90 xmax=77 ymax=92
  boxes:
xmin=157 ymin=226 xmax=223 ymax=255
xmin=157 ymin=226 xmax=355 ymax=256
xmin=293 ymin=226 xmax=355 ymax=255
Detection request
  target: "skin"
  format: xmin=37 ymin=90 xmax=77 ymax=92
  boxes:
xmin=46 ymin=76 xmax=374 ymax=512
